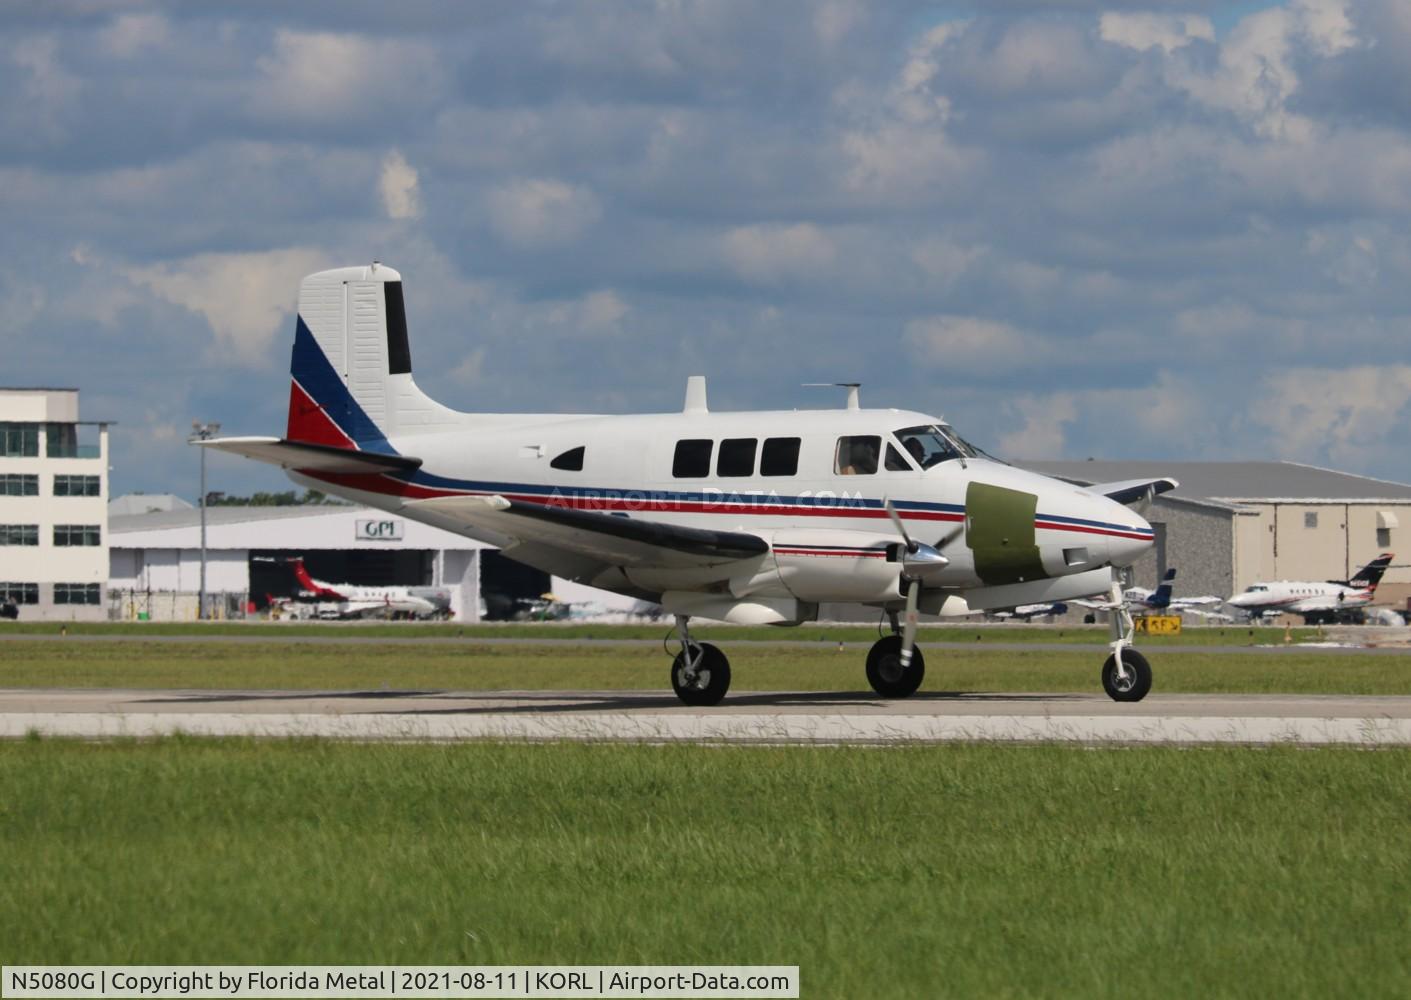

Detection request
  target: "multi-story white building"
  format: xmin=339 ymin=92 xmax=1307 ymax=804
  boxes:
xmin=0 ymin=388 xmax=110 ymax=621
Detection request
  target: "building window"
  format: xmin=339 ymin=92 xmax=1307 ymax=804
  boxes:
xmin=0 ymin=582 xmax=39 ymax=605
xmin=760 ymin=437 xmax=800 ymax=477
xmin=0 ymin=423 xmax=40 ymax=457
xmin=53 ymin=524 xmax=101 ymax=547
xmin=1304 ymin=511 xmax=1318 ymax=528
xmin=0 ymin=525 xmax=39 ymax=546
xmin=1377 ymin=527 xmax=1392 ymax=548
xmin=54 ymin=583 xmax=101 ymax=606
xmin=0 ymin=474 xmax=39 ymax=496
xmin=835 ymin=436 xmax=880 ymax=476
xmin=672 ymin=439 xmax=713 ymax=478
xmin=549 ymin=447 xmax=584 ymax=471
xmin=44 ymin=423 xmax=99 ymax=459
xmin=54 ymin=474 xmax=102 ymax=497
xmin=716 ymin=438 xmax=757 ymax=477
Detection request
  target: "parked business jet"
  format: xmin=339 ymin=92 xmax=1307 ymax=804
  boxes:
xmin=1226 ymin=554 xmax=1394 ymax=624
xmin=202 ymin=264 xmax=1176 ymax=702
xmin=1077 ymin=568 xmax=1224 ymax=616
xmin=287 ymin=558 xmax=452 ymax=620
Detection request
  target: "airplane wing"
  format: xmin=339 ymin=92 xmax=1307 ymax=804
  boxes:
xmin=409 ymin=495 xmax=770 ymax=569
xmin=1170 ymin=596 xmax=1223 ymax=608
xmin=198 ymin=437 xmax=422 ymax=474
xmin=1087 ymin=478 xmax=1179 ymax=505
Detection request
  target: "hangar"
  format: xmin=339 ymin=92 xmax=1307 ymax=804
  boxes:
xmin=1023 ymin=461 xmax=1411 ymax=612
xmin=106 ymin=500 xmax=641 ymax=622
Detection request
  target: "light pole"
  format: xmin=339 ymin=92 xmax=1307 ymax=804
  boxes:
xmin=190 ymin=421 xmax=220 ymax=620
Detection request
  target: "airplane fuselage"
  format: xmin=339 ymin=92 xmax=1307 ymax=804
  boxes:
xmin=289 ymin=406 xmax=1152 ymax=620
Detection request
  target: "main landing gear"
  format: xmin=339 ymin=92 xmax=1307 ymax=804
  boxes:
xmin=1101 ymin=576 xmax=1152 ymax=702
xmin=866 ymin=610 xmax=926 ymax=698
xmin=669 ymin=615 xmax=731 ymax=706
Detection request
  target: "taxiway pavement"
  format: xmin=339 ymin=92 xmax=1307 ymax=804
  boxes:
xmin=3 ymin=688 xmax=1410 ymax=745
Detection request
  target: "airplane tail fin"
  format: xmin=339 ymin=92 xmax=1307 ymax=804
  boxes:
xmin=287 ymin=558 xmax=341 ymax=601
xmin=286 ymin=264 xmax=455 ymax=453
xmin=1345 ymin=553 xmax=1394 ymax=592
xmin=1147 ymin=568 xmax=1177 ymax=609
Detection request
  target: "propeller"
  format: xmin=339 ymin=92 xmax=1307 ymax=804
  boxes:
xmin=884 ymin=499 xmax=964 ymax=668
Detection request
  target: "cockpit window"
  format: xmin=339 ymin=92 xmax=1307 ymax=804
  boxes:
xmin=1245 ymin=585 xmax=1268 ymax=593
xmin=892 ymin=425 xmax=976 ymax=469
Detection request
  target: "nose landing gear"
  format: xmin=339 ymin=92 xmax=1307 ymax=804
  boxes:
xmin=1102 ymin=575 xmax=1152 ymax=702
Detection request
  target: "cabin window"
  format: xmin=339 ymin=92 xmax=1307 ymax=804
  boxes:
xmin=550 ymin=446 xmax=585 ymax=471
xmin=673 ymin=439 xmax=713 ymax=478
xmin=884 ymin=443 xmax=913 ymax=471
xmin=1304 ymin=511 xmax=1318 ymax=528
xmin=760 ymin=437 xmax=800 ymax=477
xmin=717 ymin=438 xmax=757 ymax=477
xmin=835 ymin=436 xmax=880 ymax=476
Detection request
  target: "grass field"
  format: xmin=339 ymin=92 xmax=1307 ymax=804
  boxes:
xmin=2 ymin=739 xmax=1408 ymax=997
xmin=0 ymin=619 xmax=1326 ymax=646
xmin=1 ymin=638 xmax=1409 ymax=695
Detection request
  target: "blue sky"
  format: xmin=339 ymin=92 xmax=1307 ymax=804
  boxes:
xmin=4 ymin=1 xmax=1409 ymax=499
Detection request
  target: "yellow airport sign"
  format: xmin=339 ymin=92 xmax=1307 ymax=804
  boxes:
xmin=1135 ymin=615 xmax=1182 ymax=635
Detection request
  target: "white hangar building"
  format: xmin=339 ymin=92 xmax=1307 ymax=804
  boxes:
xmin=108 ymin=504 xmax=493 ymax=621
xmin=1023 ymin=461 xmax=1411 ymax=610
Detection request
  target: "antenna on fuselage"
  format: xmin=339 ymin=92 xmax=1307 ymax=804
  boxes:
xmin=804 ymin=382 xmax=861 ymax=411
xmin=683 ymin=375 xmax=708 ymax=414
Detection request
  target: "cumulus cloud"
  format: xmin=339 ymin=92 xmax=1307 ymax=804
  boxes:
xmin=379 ymin=150 xmax=421 ymax=220
xmin=122 ymin=248 xmax=327 ymax=365
xmin=1250 ymin=365 xmax=1411 ymax=469
xmin=100 ymin=13 xmax=170 ymax=58
xmin=904 ymin=315 xmax=1049 ymax=371
xmin=486 ymin=178 xmax=602 ymax=247
xmin=722 ymin=223 xmax=837 ymax=284
xmin=1099 ymin=13 xmax=1213 ymax=55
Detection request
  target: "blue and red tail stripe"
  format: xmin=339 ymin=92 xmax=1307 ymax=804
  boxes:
xmin=286 ymin=316 xmax=398 ymax=454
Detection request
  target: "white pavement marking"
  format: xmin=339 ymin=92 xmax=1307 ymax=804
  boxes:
xmin=5 ymin=711 xmax=1411 ymax=745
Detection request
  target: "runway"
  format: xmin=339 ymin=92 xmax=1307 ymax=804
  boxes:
xmin=4 ymin=688 xmax=1411 ymax=745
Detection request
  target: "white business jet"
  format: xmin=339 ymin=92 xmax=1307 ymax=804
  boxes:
xmin=1226 ymin=553 xmax=1394 ymax=624
xmin=286 ymin=558 xmax=451 ymax=620
xmin=202 ymin=264 xmax=1175 ymax=703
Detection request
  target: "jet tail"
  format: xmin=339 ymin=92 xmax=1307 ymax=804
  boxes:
xmin=1341 ymin=553 xmax=1394 ymax=592
xmin=1146 ymin=568 xmax=1177 ymax=610
xmin=287 ymin=558 xmax=343 ymax=601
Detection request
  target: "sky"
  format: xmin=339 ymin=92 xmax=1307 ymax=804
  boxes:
xmin=4 ymin=0 xmax=1410 ymax=500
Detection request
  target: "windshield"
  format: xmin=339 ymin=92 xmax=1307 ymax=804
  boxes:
xmin=893 ymin=424 xmax=978 ymax=469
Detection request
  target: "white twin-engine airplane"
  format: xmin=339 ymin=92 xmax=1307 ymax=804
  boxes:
xmin=204 ymin=264 xmax=1177 ymax=704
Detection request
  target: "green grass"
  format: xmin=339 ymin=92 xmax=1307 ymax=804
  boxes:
xmin=2 ymin=740 xmax=1409 ymax=997
xmin=2 ymin=640 xmax=1410 ymax=694
xmin=0 ymin=619 xmax=1325 ymax=646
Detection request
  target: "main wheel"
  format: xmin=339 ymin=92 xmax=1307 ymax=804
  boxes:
xmin=1102 ymin=648 xmax=1152 ymax=702
xmin=866 ymin=635 xmax=926 ymax=698
xmin=671 ymin=641 xmax=731 ymax=706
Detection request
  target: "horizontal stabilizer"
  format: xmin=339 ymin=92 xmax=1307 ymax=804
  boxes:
xmin=410 ymin=495 xmax=769 ymax=568
xmin=1090 ymin=477 xmax=1179 ymax=506
xmin=198 ymin=436 xmax=422 ymax=474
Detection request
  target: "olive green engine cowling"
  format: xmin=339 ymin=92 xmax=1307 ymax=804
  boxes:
xmin=966 ymin=482 xmax=1048 ymax=586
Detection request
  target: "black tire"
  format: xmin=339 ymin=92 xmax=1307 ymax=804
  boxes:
xmin=866 ymin=635 xmax=926 ymax=698
xmin=671 ymin=641 xmax=731 ymax=706
xmin=1102 ymin=648 xmax=1152 ymax=702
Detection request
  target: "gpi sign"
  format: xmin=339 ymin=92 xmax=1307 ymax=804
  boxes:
xmin=355 ymin=518 xmax=404 ymax=541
